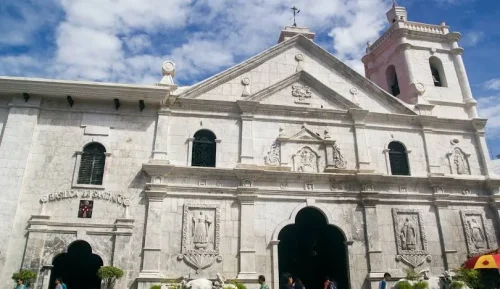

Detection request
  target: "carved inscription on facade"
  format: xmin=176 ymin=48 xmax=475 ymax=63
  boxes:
xmin=40 ymin=190 xmax=130 ymax=206
xmin=460 ymin=210 xmax=492 ymax=255
xmin=392 ymin=209 xmax=431 ymax=269
xmin=264 ymin=141 xmax=281 ymax=166
xmin=178 ymin=204 xmax=221 ymax=272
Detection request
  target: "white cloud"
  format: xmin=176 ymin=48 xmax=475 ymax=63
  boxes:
xmin=478 ymin=96 xmax=500 ymax=139
xmin=0 ymin=0 xmax=392 ymax=83
xmin=462 ymin=31 xmax=484 ymax=47
xmin=484 ymin=79 xmax=500 ymax=91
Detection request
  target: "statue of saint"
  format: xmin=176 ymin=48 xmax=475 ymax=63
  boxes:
xmin=400 ymin=218 xmax=417 ymax=250
xmin=192 ymin=211 xmax=212 ymax=249
xmin=454 ymin=148 xmax=470 ymax=175
xmin=468 ymin=218 xmax=486 ymax=249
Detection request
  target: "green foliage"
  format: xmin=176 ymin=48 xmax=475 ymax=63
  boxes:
xmin=97 ymin=266 xmax=124 ymax=289
xmin=450 ymin=281 xmax=465 ymax=289
xmin=454 ymin=267 xmax=481 ymax=289
xmin=394 ymin=280 xmax=413 ymax=289
xmin=12 ymin=269 xmax=37 ymax=286
xmin=404 ymin=269 xmax=422 ymax=281
xmin=412 ymin=281 xmax=428 ymax=289
xmin=227 ymin=279 xmax=247 ymax=289
xmin=150 ymin=285 xmax=162 ymax=289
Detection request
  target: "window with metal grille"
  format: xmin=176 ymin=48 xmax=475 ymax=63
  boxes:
xmin=388 ymin=141 xmax=410 ymax=176
xmin=77 ymin=143 xmax=106 ymax=185
xmin=191 ymin=130 xmax=216 ymax=167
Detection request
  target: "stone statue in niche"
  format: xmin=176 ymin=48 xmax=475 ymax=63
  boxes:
xmin=468 ymin=218 xmax=486 ymax=249
xmin=453 ymin=147 xmax=470 ymax=175
xmin=331 ymin=143 xmax=347 ymax=169
xmin=296 ymin=147 xmax=318 ymax=172
xmin=400 ymin=217 xmax=417 ymax=250
xmin=264 ymin=142 xmax=280 ymax=166
xmin=192 ymin=211 xmax=212 ymax=249
xmin=291 ymin=84 xmax=312 ymax=103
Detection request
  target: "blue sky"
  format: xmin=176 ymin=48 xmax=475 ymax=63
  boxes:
xmin=1 ymin=0 xmax=500 ymax=158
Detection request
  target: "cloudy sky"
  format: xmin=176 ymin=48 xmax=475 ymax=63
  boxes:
xmin=1 ymin=0 xmax=500 ymax=157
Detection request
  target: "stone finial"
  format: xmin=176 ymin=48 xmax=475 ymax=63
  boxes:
xmin=241 ymin=77 xmax=251 ymax=97
xmin=158 ymin=61 xmax=176 ymax=86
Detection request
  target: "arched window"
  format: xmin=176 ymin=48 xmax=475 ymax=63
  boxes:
xmin=77 ymin=143 xmax=106 ymax=185
xmin=191 ymin=130 xmax=216 ymax=167
xmin=385 ymin=65 xmax=400 ymax=96
xmin=388 ymin=141 xmax=410 ymax=175
xmin=429 ymin=56 xmax=447 ymax=87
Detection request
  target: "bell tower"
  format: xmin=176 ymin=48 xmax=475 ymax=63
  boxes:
xmin=362 ymin=3 xmax=478 ymax=119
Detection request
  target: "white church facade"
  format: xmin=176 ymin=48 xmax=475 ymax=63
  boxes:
xmin=0 ymin=4 xmax=498 ymax=289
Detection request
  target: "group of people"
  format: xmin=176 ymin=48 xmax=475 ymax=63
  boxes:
xmin=258 ymin=272 xmax=392 ymax=289
xmin=14 ymin=277 xmax=67 ymax=289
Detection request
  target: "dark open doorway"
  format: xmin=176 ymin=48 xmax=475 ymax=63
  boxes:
xmin=50 ymin=240 xmax=103 ymax=289
xmin=278 ymin=208 xmax=348 ymax=289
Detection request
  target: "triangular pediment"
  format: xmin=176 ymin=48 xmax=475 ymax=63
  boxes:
xmin=246 ymin=71 xmax=359 ymax=111
xmin=177 ymin=34 xmax=416 ymax=115
xmin=281 ymin=124 xmax=324 ymax=141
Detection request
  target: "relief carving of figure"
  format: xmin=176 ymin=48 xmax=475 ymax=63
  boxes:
xmin=331 ymin=143 xmax=347 ymax=169
xmin=297 ymin=147 xmax=317 ymax=172
xmin=468 ymin=218 xmax=486 ymax=249
xmin=453 ymin=148 xmax=470 ymax=175
xmin=400 ymin=218 xmax=417 ymax=250
xmin=192 ymin=211 xmax=212 ymax=249
xmin=264 ymin=142 xmax=280 ymax=166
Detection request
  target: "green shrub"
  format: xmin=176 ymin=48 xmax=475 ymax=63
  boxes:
xmin=454 ymin=267 xmax=480 ymax=289
xmin=395 ymin=280 xmax=413 ymax=289
xmin=12 ymin=269 xmax=37 ymax=286
xmin=404 ymin=269 xmax=422 ymax=281
xmin=450 ymin=281 xmax=465 ymax=289
xmin=97 ymin=266 xmax=124 ymax=289
xmin=150 ymin=285 xmax=162 ymax=289
xmin=227 ymin=279 xmax=247 ymax=289
xmin=413 ymin=281 xmax=428 ymax=289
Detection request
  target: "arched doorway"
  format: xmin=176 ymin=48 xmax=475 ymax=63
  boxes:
xmin=278 ymin=208 xmax=348 ymax=289
xmin=50 ymin=240 xmax=103 ymax=289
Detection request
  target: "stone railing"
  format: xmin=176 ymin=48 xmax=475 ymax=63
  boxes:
xmin=404 ymin=21 xmax=448 ymax=34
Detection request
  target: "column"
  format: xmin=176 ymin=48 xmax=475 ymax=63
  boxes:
xmin=419 ymin=116 xmax=442 ymax=175
xmin=270 ymin=240 xmax=280 ymax=289
xmin=139 ymin=189 xmax=167 ymax=278
xmin=350 ymin=109 xmax=372 ymax=173
xmin=240 ymin=114 xmax=254 ymax=165
xmin=449 ymin=33 xmax=478 ymax=118
xmin=237 ymin=189 xmax=258 ymax=280
xmin=472 ymin=119 xmax=492 ymax=177
xmin=112 ymin=218 xmax=134 ymax=289
xmin=39 ymin=265 xmax=53 ymax=289
xmin=399 ymin=41 xmax=416 ymax=85
xmin=152 ymin=109 xmax=170 ymax=161
xmin=433 ymin=192 xmax=459 ymax=269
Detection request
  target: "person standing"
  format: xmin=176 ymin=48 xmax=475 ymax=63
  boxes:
xmin=55 ymin=278 xmax=63 ymax=289
xmin=293 ymin=278 xmax=305 ymax=289
xmin=281 ymin=273 xmax=293 ymax=289
xmin=258 ymin=275 xmax=270 ymax=289
xmin=379 ymin=273 xmax=391 ymax=289
xmin=15 ymin=279 xmax=27 ymax=289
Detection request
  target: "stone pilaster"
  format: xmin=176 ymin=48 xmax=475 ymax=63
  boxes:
xmin=432 ymin=190 xmax=459 ymax=269
xmin=139 ymin=189 xmax=167 ymax=278
xmin=350 ymin=109 xmax=372 ymax=173
xmin=23 ymin=215 xmax=50 ymax=289
xmin=361 ymin=191 xmax=382 ymax=273
xmin=270 ymin=240 xmax=280 ymax=289
xmin=472 ymin=119 xmax=492 ymax=177
xmin=237 ymin=188 xmax=258 ymax=280
xmin=152 ymin=109 xmax=170 ymax=161
xmin=240 ymin=114 xmax=254 ymax=164
xmin=419 ymin=116 xmax=443 ymax=175
xmin=0 ymin=95 xmax=41 ymax=281
xmin=112 ymin=218 xmax=134 ymax=288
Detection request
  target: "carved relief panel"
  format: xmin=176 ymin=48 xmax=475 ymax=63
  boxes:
xmin=293 ymin=146 xmax=320 ymax=172
xmin=460 ymin=210 xmax=493 ymax=255
xmin=178 ymin=204 xmax=222 ymax=273
xmin=447 ymin=146 xmax=471 ymax=175
xmin=392 ymin=209 xmax=431 ymax=269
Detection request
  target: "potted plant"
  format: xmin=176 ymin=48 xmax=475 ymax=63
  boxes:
xmin=97 ymin=266 xmax=124 ymax=289
xmin=12 ymin=269 xmax=37 ymax=287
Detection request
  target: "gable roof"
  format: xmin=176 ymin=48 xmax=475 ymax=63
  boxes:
xmin=178 ymin=34 xmax=416 ymax=115
xmin=246 ymin=70 xmax=360 ymax=110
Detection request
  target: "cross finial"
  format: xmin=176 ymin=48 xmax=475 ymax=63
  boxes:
xmin=392 ymin=0 xmax=398 ymax=6
xmin=291 ymin=6 xmax=300 ymax=27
